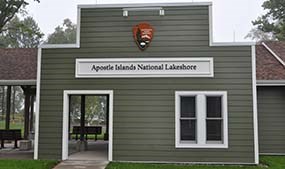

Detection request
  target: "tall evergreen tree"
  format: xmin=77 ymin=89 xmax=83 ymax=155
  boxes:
xmin=0 ymin=0 xmax=40 ymax=33
xmin=249 ymin=0 xmax=285 ymax=41
xmin=0 ymin=16 xmax=44 ymax=47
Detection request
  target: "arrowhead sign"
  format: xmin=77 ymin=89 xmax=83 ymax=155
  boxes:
xmin=133 ymin=23 xmax=154 ymax=51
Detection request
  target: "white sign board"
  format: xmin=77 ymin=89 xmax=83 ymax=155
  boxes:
xmin=76 ymin=58 xmax=214 ymax=78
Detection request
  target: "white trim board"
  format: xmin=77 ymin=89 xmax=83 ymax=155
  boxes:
xmin=39 ymin=2 xmax=255 ymax=49
xmin=78 ymin=2 xmax=213 ymax=8
xmin=0 ymin=80 xmax=36 ymax=86
xmin=62 ymin=90 xmax=113 ymax=161
xmin=34 ymin=48 xmax=42 ymax=160
xmin=257 ymin=80 xmax=285 ymax=86
xmin=251 ymin=45 xmax=259 ymax=164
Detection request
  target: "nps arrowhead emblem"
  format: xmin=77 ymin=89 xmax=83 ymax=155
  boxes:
xmin=133 ymin=23 xmax=154 ymax=51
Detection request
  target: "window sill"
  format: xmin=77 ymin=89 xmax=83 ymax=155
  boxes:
xmin=175 ymin=143 xmax=228 ymax=149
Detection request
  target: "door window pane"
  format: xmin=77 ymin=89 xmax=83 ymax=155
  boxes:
xmin=180 ymin=120 xmax=196 ymax=141
xmin=207 ymin=96 xmax=222 ymax=118
xmin=206 ymin=120 xmax=222 ymax=141
xmin=181 ymin=96 xmax=196 ymax=118
xmin=70 ymin=95 xmax=81 ymax=131
xmin=85 ymin=96 xmax=107 ymax=126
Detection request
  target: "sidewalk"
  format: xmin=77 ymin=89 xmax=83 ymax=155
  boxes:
xmin=53 ymin=160 xmax=109 ymax=169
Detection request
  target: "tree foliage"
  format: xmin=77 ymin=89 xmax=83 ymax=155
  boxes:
xmin=0 ymin=0 xmax=40 ymax=33
xmin=251 ymin=0 xmax=285 ymax=41
xmin=46 ymin=18 xmax=76 ymax=44
xmin=0 ymin=86 xmax=25 ymax=121
xmin=0 ymin=15 xmax=44 ymax=47
xmin=245 ymin=28 xmax=274 ymax=42
xmin=70 ymin=96 xmax=106 ymax=127
xmin=11 ymin=86 xmax=24 ymax=115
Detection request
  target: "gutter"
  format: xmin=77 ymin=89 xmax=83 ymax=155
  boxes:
xmin=257 ymin=80 xmax=285 ymax=86
xmin=0 ymin=80 xmax=36 ymax=86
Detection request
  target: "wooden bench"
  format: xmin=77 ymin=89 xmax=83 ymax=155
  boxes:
xmin=0 ymin=129 xmax=22 ymax=148
xmin=72 ymin=126 xmax=102 ymax=141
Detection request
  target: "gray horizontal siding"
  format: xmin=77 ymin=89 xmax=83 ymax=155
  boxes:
xmin=38 ymin=5 xmax=255 ymax=163
xmin=258 ymin=87 xmax=285 ymax=154
xmin=79 ymin=6 xmax=210 ymax=49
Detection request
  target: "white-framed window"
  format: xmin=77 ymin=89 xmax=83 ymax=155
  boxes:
xmin=175 ymin=91 xmax=228 ymax=148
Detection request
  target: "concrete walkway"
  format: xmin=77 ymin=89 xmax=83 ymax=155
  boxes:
xmin=0 ymin=142 xmax=33 ymax=159
xmin=53 ymin=160 xmax=109 ymax=169
xmin=54 ymin=140 xmax=109 ymax=169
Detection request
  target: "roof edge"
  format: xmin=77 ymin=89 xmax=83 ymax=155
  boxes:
xmin=78 ymin=2 xmax=212 ymax=9
xmin=0 ymin=80 xmax=37 ymax=86
xmin=257 ymin=80 xmax=285 ymax=86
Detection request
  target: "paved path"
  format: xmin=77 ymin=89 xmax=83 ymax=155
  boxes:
xmin=0 ymin=144 xmax=33 ymax=160
xmin=53 ymin=160 xmax=109 ymax=169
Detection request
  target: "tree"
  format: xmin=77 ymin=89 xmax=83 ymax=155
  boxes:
xmin=11 ymin=86 xmax=24 ymax=120
xmin=46 ymin=18 xmax=76 ymax=44
xmin=0 ymin=86 xmax=24 ymax=123
xmin=0 ymin=15 xmax=44 ymax=47
xmin=70 ymin=96 xmax=106 ymax=128
xmin=0 ymin=0 xmax=40 ymax=33
xmin=0 ymin=87 xmax=5 ymax=121
xmin=85 ymin=96 xmax=106 ymax=126
xmin=245 ymin=28 xmax=274 ymax=42
xmin=250 ymin=0 xmax=285 ymax=41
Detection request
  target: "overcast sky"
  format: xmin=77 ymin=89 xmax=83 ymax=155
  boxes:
xmin=25 ymin=0 xmax=265 ymax=42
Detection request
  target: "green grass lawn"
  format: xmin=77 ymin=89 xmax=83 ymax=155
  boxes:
xmin=106 ymin=156 xmax=285 ymax=169
xmin=0 ymin=156 xmax=283 ymax=169
xmin=0 ymin=160 xmax=58 ymax=169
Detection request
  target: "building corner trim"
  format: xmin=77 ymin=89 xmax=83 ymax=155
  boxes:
xmin=252 ymin=45 xmax=259 ymax=164
xmin=34 ymin=48 xmax=42 ymax=160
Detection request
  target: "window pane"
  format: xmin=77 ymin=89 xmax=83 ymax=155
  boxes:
xmin=70 ymin=95 xmax=81 ymax=132
xmin=180 ymin=120 xmax=196 ymax=141
xmin=206 ymin=120 xmax=222 ymax=141
xmin=207 ymin=96 xmax=222 ymax=118
xmin=85 ymin=96 xmax=107 ymax=126
xmin=181 ymin=96 xmax=196 ymax=118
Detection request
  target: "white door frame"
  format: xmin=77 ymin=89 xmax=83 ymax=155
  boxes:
xmin=62 ymin=90 xmax=113 ymax=161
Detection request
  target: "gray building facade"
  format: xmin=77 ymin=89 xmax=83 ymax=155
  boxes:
xmin=35 ymin=2 xmax=258 ymax=164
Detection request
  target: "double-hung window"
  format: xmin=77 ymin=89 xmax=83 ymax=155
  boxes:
xmin=175 ymin=91 xmax=228 ymax=148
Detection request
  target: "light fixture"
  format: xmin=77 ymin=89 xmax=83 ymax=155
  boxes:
xmin=122 ymin=7 xmax=165 ymax=17
xmin=159 ymin=9 xmax=165 ymax=16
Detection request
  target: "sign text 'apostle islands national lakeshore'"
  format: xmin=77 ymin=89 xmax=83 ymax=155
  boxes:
xmin=76 ymin=58 xmax=214 ymax=78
